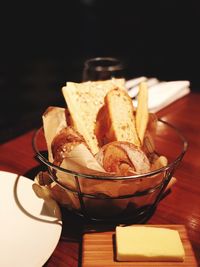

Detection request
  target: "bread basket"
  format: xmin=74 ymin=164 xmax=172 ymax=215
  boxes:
xmin=32 ymin=119 xmax=188 ymax=224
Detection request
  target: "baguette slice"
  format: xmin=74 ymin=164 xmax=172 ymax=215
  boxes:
xmin=104 ymin=88 xmax=141 ymax=146
xmin=62 ymin=78 xmax=125 ymax=155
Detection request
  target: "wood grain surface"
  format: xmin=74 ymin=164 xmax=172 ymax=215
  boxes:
xmin=82 ymin=225 xmax=198 ymax=267
xmin=0 ymin=93 xmax=200 ymax=266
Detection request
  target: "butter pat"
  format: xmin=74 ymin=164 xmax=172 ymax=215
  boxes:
xmin=116 ymin=226 xmax=185 ymax=262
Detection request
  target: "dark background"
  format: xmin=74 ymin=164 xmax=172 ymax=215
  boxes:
xmin=1 ymin=0 xmax=200 ymax=143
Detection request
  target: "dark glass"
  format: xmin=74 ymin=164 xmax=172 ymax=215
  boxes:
xmin=82 ymin=57 xmax=125 ymax=81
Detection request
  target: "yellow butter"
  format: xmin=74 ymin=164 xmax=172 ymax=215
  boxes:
xmin=116 ymin=226 xmax=185 ymax=262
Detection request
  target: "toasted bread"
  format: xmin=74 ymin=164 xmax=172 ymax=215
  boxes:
xmin=95 ymin=141 xmax=150 ymax=175
xmin=104 ymin=88 xmax=141 ymax=146
xmin=62 ymin=78 xmax=125 ymax=154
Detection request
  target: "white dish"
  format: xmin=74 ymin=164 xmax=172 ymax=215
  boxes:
xmin=0 ymin=171 xmax=62 ymax=267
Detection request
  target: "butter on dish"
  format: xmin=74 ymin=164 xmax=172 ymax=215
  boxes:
xmin=116 ymin=226 xmax=185 ymax=262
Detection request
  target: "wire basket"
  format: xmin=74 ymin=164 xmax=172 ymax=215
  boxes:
xmin=32 ymin=119 xmax=188 ymax=224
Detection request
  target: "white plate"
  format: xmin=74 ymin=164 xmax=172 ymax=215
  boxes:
xmin=0 ymin=171 xmax=62 ymax=267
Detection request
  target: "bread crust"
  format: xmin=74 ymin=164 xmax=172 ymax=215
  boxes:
xmin=95 ymin=141 xmax=150 ymax=176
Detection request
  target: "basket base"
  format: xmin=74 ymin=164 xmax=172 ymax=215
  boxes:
xmin=60 ymin=204 xmax=156 ymax=227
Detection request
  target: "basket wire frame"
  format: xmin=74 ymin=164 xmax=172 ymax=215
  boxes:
xmin=33 ymin=119 xmax=188 ymax=224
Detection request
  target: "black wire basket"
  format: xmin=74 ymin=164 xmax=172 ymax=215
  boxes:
xmin=32 ymin=119 xmax=188 ymax=224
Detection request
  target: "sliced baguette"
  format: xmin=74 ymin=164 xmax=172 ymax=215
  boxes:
xmin=62 ymin=78 xmax=125 ymax=155
xmin=104 ymin=88 xmax=141 ymax=147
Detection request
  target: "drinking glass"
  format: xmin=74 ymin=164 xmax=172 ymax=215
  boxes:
xmin=82 ymin=57 xmax=125 ymax=81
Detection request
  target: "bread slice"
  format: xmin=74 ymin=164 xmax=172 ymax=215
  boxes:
xmin=135 ymin=81 xmax=149 ymax=144
xmin=62 ymin=78 xmax=125 ymax=155
xmin=104 ymin=88 xmax=141 ymax=146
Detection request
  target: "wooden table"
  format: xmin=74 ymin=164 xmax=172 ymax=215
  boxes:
xmin=0 ymin=92 xmax=200 ymax=266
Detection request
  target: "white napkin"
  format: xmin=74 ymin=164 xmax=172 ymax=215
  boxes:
xmin=125 ymin=77 xmax=190 ymax=112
